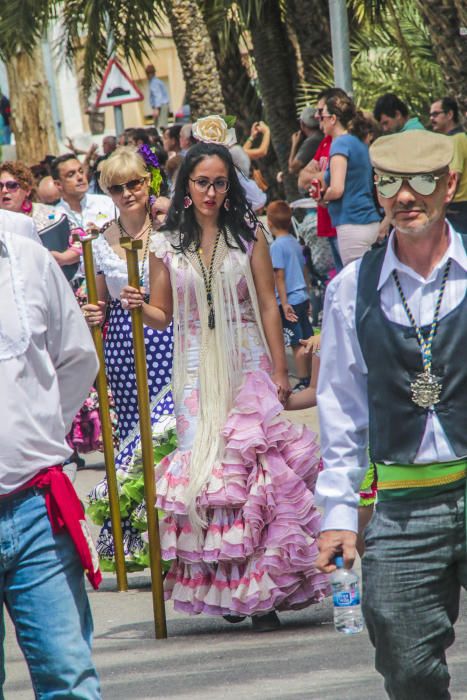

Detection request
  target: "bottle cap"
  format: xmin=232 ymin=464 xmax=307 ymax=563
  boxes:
xmin=334 ymin=556 xmax=344 ymax=568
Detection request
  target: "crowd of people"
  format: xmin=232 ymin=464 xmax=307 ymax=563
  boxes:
xmin=0 ymin=84 xmax=466 ymax=699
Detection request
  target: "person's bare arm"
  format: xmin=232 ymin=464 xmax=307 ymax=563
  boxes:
xmin=274 ymin=268 xmax=298 ymax=322
xmin=51 ymin=248 xmax=81 ymax=266
xmin=251 ymin=231 xmax=290 ymax=404
xmin=243 ymin=122 xmax=271 ymax=160
xmin=131 ymin=252 xmax=174 ymax=329
xmin=288 ymin=131 xmax=303 ymax=173
xmin=323 ymin=155 xmax=347 ymax=202
xmin=298 ymin=158 xmax=319 ymax=190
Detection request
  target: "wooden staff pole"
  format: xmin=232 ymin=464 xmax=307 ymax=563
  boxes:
xmin=120 ymin=237 xmax=167 ymax=639
xmin=77 ymin=231 xmax=128 ymax=592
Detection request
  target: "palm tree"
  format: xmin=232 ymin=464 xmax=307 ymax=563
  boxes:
xmin=239 ymin=0 xmax=300 ymax=199
xmin=163 ymin=0 xmax=225 ymax=118
xmin=350 ymin=0 xmax=465 ymax=112
xmin=0 ymin=0 xmax=225 ymax=156
xmin=5 ymin=46 xmax=58 ymax=161
xmin=285 ymin=0 xmax=333 ymax=86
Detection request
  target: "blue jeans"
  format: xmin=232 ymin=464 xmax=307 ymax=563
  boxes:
xmin=362 ymin=485 xmax=467 ymax=700
xmin=0 ymin=489 xmax=101 ymax=699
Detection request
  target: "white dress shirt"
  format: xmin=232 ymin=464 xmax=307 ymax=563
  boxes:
xmin=0 ymin=231 xmax=99 ymax=493
xmin=316 ymin=224 xmax=467 ymax=533
xmin=54 ymin=192 xmax=116 ymax=230
xmin=237 ymin=171 xmax=267 ymax=212
xmin=0 ymin=209 xmax=40 ymax=243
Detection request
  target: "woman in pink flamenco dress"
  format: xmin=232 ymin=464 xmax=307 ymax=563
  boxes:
xmin=121 ymin=136 xmax=329 ymax=630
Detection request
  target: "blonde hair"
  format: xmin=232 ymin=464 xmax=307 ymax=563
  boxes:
xmin=99 ymin=146 xmax=148 ymax=193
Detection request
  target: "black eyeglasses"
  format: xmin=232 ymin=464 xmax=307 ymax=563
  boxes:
xmin=0 ymin=181 xmax=21 ymax=192
xmin=108 ymin=178 xmax=146 ymax=195
xmin=189 ymin=177 xmax=230 ymax=194
xmin=429 ymin=110 xmax=445 ymax=119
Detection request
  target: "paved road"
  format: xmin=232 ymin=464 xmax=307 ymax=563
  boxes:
xmin=5 ymin=407 xmax=467 ymax=699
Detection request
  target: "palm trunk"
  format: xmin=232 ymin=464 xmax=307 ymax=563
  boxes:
xmin=248 ymin=0 xmax=299 ymax=200
xmin=6 ymin=46 xmax=58 ymax=162
xmin=164 ymin=0 xmax=225 ymax=119
xmin=285 ymin=0 xmax=332 ymax=86
xmin=415 ymin=0 xmax=466 ymax=113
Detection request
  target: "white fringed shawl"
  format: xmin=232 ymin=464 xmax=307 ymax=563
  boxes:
xmin=151 ymin=229 xmax=271 ymax=525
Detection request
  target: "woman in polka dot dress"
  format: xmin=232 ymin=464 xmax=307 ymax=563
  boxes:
xmin=83 ymin=147 xmax=176 ymax=571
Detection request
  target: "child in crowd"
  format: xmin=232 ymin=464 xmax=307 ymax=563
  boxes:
xmin=267 ymin=200 xmax=313 ymax=391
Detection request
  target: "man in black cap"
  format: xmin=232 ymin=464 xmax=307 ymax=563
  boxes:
xmin=315 ymin=130 xmax=464 ymax=699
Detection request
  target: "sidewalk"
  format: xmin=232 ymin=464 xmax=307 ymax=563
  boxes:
xmin=5 ymin=406 xmax=467 ymax=699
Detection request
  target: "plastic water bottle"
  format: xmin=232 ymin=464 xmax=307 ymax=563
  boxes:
xmin=330 ymin=556 xmax=364 ymax=634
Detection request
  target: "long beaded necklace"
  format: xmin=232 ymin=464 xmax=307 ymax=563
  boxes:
xmin=195 ymin=231 xmax=222 ymax=330
xmin=118 ymin=216 xmax=152 ymax=285
xmin=392 ymin=258 xmax=451 ymax=408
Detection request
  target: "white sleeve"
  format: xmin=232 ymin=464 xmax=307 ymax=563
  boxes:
xmin=45 ymin=256 xmax=99 ymax=430
xmin=28 ymin=218 xmax=41 ymax=244
xmin=315 ymin=266 xmax=370 ymax=533
xmin=239 ymin=173 xmax=267 ymax=212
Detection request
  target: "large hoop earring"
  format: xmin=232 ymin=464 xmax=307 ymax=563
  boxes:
xmin=184 ymin=195 xmax=192 ymax=209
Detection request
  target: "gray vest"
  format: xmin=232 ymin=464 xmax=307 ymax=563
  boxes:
xmin=355 ymin=241 xmax=467 ymax=464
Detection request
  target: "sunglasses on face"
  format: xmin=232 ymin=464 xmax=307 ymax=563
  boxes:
xmin=375 ymin=173 xmax=444 ymax=198
xmin=0 ymin=181 xmax=21 ymax=192
xmin=189 ymin=177 xmax=230 ymax=194
xmin=108 ymin=178 xmax=145 ymax=196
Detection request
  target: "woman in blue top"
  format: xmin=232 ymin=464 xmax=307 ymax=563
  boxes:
xmin=319 ymin=94 xmax=381 ymax=266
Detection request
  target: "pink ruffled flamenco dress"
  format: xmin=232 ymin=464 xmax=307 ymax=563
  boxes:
xmin=150 ymin=230 xmax=330 ymax=618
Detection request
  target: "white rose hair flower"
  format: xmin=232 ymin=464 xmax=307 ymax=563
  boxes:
xmin=192 ymin=115 xmax=237 ymax=148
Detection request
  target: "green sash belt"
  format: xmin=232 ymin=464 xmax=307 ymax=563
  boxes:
xmin=376 ymin=459 xmax=467 ymax=502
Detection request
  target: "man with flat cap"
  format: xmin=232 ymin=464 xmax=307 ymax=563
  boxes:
xmin=315 ymin=130 xmax=464 ymax=699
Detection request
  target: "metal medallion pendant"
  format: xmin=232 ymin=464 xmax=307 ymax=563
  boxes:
xmin=410 ymin=370 xmax=442 ymax=408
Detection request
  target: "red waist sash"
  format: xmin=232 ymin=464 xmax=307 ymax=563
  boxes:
xmin=0 ymin=466 xmax=102 ymax=589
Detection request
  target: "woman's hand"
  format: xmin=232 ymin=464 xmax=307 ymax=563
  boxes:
xmin=299 ymin=334 xmax=321 ymax=355
xmin=120 ymin=285 xmax=146 ymax=310
xmin=272 ymin=369 xmax=292 ymax=407
xmin=82 ymin=301 xmax=106 ymax=327
xmin=150 ymin=197 xmax=171 ymax=230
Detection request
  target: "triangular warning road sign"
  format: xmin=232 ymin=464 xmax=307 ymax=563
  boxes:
xmin=95 ymin=58 xmax=144 ymax=108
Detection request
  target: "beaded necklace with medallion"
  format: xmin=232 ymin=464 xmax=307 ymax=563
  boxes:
xmin=392 ymin=258 xmax=451 ymax=409
xmin=195 ymin=231 xmax=222 ymax=330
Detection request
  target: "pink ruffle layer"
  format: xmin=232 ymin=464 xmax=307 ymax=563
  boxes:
xmin=156 ymin=370 xmax=330 ymax=616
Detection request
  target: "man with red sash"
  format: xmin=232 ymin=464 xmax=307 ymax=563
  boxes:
xmin=0 ymin=225 xmax=101 ymax=697
xmin=315 ymin=130 xmax=465 ymax=699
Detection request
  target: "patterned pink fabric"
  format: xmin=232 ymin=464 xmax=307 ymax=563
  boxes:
xmin=156 ymin=371 xmax=329 ymax=616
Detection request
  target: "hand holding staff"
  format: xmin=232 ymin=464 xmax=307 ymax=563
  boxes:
xmin=75 ymin=229 xmax=128 ymax=593
xmin=120 ymin=236 xmax=168 ymax=640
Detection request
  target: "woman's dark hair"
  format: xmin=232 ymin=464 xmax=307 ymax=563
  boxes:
xmin=326 ymin=94 xmax=373 ymax=142
xmin=164 ymin=142 xmax=258 ymax=253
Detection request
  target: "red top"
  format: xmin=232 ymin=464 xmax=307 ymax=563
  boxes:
xmin=314 ymin=136 xmax=336 ymax=239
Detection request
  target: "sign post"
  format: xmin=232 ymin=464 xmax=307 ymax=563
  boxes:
xmin=95 ymin=57 xmax=144 ymax=136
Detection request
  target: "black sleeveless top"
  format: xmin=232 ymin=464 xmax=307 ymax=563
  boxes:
xmin=355 ymin=238 xmax=467 ymax=463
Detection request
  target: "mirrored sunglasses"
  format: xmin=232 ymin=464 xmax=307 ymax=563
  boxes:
xmin=0 ymin=181 xmax=21 ymax=192
xmin=375 ymin=173 xmax=444 ymax=198
xmin=108 ymin=178 xmax=145 ymax=195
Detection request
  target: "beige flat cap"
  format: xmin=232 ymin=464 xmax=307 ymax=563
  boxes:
xmin=370 ymin=130 xmax=454 ymax=175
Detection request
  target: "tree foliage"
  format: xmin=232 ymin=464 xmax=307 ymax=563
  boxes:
xmin=0 ymin=0 xmax=165 ymax=95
